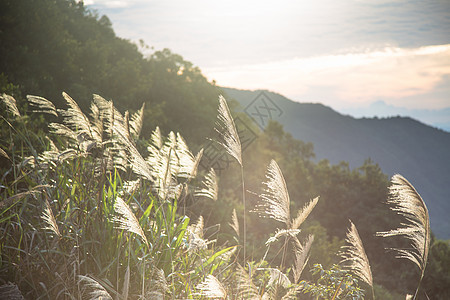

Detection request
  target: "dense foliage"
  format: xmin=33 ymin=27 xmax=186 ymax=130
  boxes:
xmin=1 ymin=0 xmax=449 ymax=299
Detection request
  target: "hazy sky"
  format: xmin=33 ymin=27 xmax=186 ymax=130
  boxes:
xmin=86 ymin=0 xmax=450 ymax=117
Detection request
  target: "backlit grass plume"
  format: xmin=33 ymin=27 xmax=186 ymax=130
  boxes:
xmin=214 ymin=95 xmax=242 ymax=166
xmin=1 ymin=93 xmax=21 ymax=117
xmin=254 ymin=160 xmax=291 ymax=225
xmin=41 ymin=199 xmax=61 ymax=238
xmin=27 ymin=95 xmax=58 ymax=117
xmin=376 ymin=174 xmax=430 ymax=299
xmin=340 ymin=221 xmax=373 ymax=298
xmin=195 ymin=168 xmax=218 ymax=201
xmin=113 ymin=197 xmax=149 ymax=249
xmin=196 ymin=275 xmax=227 ymax=299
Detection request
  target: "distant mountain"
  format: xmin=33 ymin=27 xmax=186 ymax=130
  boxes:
xmin=339 ymin=100 xmax=450 ymax=132
xmin=222 ymin=87 xmax=450 ymax=239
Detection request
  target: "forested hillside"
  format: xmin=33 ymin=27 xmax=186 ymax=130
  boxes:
xmin=1 ymin=0 xmax=449 ymax=299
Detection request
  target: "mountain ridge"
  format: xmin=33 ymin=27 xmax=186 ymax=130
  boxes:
xmin=222 ymin=87 xmax=450 ymax=238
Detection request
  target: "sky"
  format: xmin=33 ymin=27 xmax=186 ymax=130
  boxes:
xmin=85 ymin=0 xmax=450 ymax=130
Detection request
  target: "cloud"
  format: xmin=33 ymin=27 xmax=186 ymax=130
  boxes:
xmin=204 ymin=44 xmax=450 ymax=110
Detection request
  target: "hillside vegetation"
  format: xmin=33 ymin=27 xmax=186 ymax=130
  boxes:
xmin=1 ymin=0 xmax=449 ymax=299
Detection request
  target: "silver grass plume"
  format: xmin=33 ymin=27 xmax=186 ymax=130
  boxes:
xmin=187 ymin=215 xmax=208 ymax=252
xmin=376 ymin=174 xmax=430 ymax=272
xmin=291 ymin=197 xmax=319 ymax=230
xmin=264 ymin=268 xmax=291 ymax=289
xmin=0 ymin=148 xmax=10 ymax=160
xmin=113 ymin=197 xmax=149 ymax=248
xmin=260 ymin=268 xmax=292 ymax=300
xmin=215 ymin=95 xmax=242 ymax=165
xmin=27 ymin=95 xmax=58 ymax=116
xmin=89 ymin=102 xmax=103 ymax=143
xmin=266 ymin=229 xmax=301 ymax=246
xmin=78 ymin=275 xmax=113 ymax=300
xmin=1 ymin=94 xmax=20 ymax=117
xmin=195 ymin=168 xmax=218 ymax=201
xmin=176 ymin=132 xmax=200 ymax=178
xmin=42 ymin=199 xmax=61 ymax=237
xmin=146 ymin=268 xmax=168 ymax=299
xmin=196 ymin=275 xmax=227 ymax=299
xmin=230 ymin=208 xmax=240 ymax=237
xmin=340 ymin=221 xmax=373 ymax=288
xmin=114 ymin=127 xmax=153 ymax=181
xmin=236 ymin=264 xmax=261 ymax=300
xmin=292 ymin=234 xmax=314 ymax=283
xmin=129 ymin=103 xmax=145 ymax=140
xmin=48 ymin=123 xmax=78 ymax=142
xmin=59 ymin=92 xmax=96 ymax=141
xmin=253 ymin=160 xmax=290 ymax=225
xmin=376 ymin=174 xmax=430 ymax=299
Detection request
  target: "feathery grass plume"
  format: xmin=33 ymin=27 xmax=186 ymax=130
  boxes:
xmin=78 ymin=275 xmax=113 ymax=300
xmin=89 ymin=102 xmax=103 ymax=143
xmin=253 ymin=160 xmax=290 ymax=226
xmin=195 ymin=168 xmax=218 ymax=201
xmin=260 ymin=268 xmax=292 ymax=299
xmin=376 ymin=174 xmax=430 ymax=299
xmin=151 ymin=126 xmax=163 ymax=150
xmin=266 ymin=228 xmax=301 ymax=246
xmin=146 ymin=268 xmax=168 ymax=299
xmin=265 ymin=268 xmax=291 ymax=289
xmin=340 ymin=221 xmax=373 ymax=291
xmin=214 ymin=95 xmax=242 ymax=165
xmin=0 ymin=147 xmax=10 ymax=160
xmin=1 ymin=93 xmax=21 ymax=117
xmin=230 ymin=208 xmax=240 ymax=237
xmin=113 ymin=196 xmax=149 ymax=248
xmin=59 ymin=92 xmax=96 ymax=141
xmin=292 ymin=234 xmax=314 ymax=284
xmin=196 ymin=275 xmax=227 ymax=299
xmin=42 ymin=199 xmax=61 ymax=237
xmin=27 ymin=95 xmax=58 ymax=117
xmin=114 ymin=127 xmax=153 ymax=181
xmin=176 ymin=132 xmax=201 ymax=178
xmin=48 ymin=123 xmax=78 ymax=142
xmin=291 ymin=196 xmax=319 ymax=230
xmin=129 ymin=102 xmax=145 ymax=140
xmin=236 ymin=264 xmax=261 ymax=300
xmin=187 ymin=216 xmax=208 ymax=252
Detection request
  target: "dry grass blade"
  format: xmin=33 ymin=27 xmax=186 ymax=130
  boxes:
xmin=129 ymin=102 xmax=145 ymax=140
xmin=293 ymin=234 xmax=314 ymax=283
xmin=1 ymin=94 xmax=21 ymax=117
xmin=291 ymin=196 xmax=319 ymax=230
xmin=196 ymin=275 xmax=227 ymax=299
xmin=215 ymin=95 xmax=242 ymax=165
xmin=195 ymin=168 xmax=218 ymax=201
xmin=230 ymin=208 xmax=240 ymax=237
xmin=78 ymin=275 xmax=113 ymax=300
xmin=42 ymin=199 xmax=61 ymax=237
xmin=253 ymin=160 xmax=290 ymax=226
xmin=27 ymin=95 xmax=58 ymax=116
xmin=376 ymin=174 xmax=430 ymax=273
xmin=113 ymin=197 xmax=149 ymax=248
xmin=340 ymin=221 xmax=373 ymax=288
xmin=122 ymin=265 xmax=130 ymax=300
